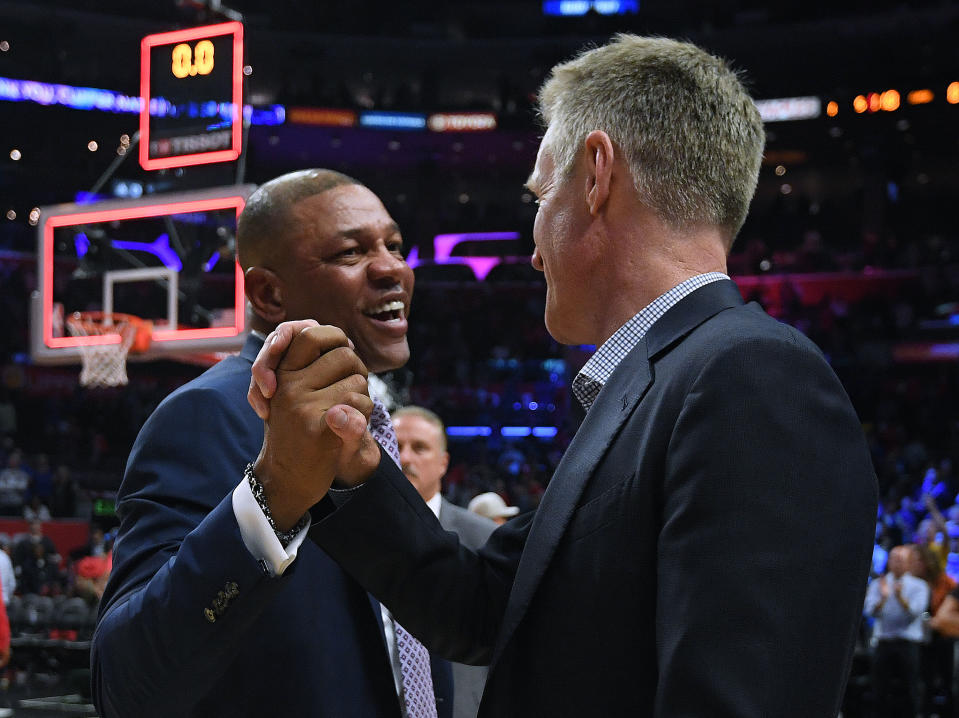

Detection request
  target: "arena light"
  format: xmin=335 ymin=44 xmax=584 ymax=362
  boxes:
xmin=406 ymin=231 xmax=525 ymax=280
xmin=358 ymin=111 xmax=427 ymax=130
xmin=853 ymin=95 xmax=868 ymax=113
xmin=0 ymin=75 xmax=283 ymax=126
xmin=907 ymin=89 xmax=934 ymax=105
xmin=826 ymin=101 xmax=838 ymax=117
xmin=287 ymin=107 xmax=357 ymax=127
xmin=427 ymin=112 xmax=497 ymax=132
xmin=948 ymin=82 xmax=959 ymax=105
xmin=867 ymin=93 xmax=881 ymax=112
xmin=754 ymin=96 xmax=821 ymax=122
xmin=0 ymin=75 xmax=140 ymax=113
xmin=446 ymin=426 xmax=493 ymax=438
xmin=543 ymin=0 xmax=639 ymax=15
xmin=243 ymin=105 xmax=285 ymax=126
xmin=880 ymin=89 xmax=900 ymax=112
xmin=446 ymin=426 xmax=557 ymax=439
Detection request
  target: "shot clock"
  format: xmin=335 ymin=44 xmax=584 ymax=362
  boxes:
xmin=170 ymin=40 xmax=216 ymax=79
xmin=139 ymin=22 xmax=244 ymax=170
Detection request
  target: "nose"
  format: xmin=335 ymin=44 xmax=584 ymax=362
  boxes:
xmin=368 ymin=245 xmax=409 ymax=284
xmin=398 ymin=442 xmax=414 ymax=465
xmin=531 ymin=246 xmax=544 ymax=272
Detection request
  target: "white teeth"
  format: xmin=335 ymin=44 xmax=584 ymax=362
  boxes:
xmin=366 ymin=300 xmax=405 ymax=315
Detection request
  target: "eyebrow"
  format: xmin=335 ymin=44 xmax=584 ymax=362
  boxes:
xmin=339 ymin=221 xmax=402 ymax=240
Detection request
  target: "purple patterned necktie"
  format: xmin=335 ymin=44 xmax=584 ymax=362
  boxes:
xmin=369 ymin=398 xmax=438 ymax=718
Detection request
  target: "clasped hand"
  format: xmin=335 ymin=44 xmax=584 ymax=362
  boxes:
xmin=248 ymin=320 xmax=381 ymax=531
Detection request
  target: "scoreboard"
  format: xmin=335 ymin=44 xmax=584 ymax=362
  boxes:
xmin=139 ymin=22 xmax=244 ymax=170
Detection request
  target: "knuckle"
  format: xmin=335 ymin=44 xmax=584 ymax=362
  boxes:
xmin=344 ymin=373 xmax=369 ymax=395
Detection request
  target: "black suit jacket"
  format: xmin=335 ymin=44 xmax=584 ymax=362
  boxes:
xmin=92 ymin=334 xmax=452 ymax=718
xmin=312 ymin=280 xmax=878 ymax=717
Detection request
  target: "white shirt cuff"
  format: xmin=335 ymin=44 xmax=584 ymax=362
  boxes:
xmin=232 ymin=479 xmax=310 ymax=577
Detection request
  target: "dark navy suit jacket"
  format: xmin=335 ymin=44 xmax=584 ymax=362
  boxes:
xmin=312 ymin=280 xmax=879 ymax=717
xmin=92 ymin=334 xmax=452 ymax=718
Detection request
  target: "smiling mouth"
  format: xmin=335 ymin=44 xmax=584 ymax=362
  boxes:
xmin=364 ymin=300 xmax=406 ymax=322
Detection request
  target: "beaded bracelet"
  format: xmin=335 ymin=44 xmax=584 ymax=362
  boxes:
xmin=244 ymin=463 xmax=309 ymax=548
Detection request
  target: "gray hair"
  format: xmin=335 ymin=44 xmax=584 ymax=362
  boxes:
xmin=537 ymin=34 xmax=765 ymax=243
xmin=392 ymin=405 xmax=447 ymax=451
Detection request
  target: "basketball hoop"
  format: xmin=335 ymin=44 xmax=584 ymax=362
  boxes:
xmin=65 ymin=312 xmax=152 ymax=387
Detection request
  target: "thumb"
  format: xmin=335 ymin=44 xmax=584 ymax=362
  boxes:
xmin=326 ymin=404 xmax=382 ymax=486
xmin=325 ymin=404 xmax=371 ymax=445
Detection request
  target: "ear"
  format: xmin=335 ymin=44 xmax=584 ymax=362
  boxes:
xmin=440 ymin=451 xmax=450 ymax=475
xmin=244 ymin=266 xmax=286 ymax=324
xmin=584 ymin=130 xmax=615 ymax=217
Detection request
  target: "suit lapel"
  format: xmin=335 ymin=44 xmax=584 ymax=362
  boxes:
xmin=489 ymin=279 xmax=744 ymax=667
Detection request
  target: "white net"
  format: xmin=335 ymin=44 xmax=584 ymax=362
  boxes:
xmin=66 ymin=313 xmax=137 ymax=387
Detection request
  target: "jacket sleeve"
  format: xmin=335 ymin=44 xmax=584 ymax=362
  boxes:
xmin=311 ymin=450 xmax=529 ymax=665
xmin=91 ymin=385 xmax=290 ymax=717
xmin=654 ymin=334 xmax=877 ymax=717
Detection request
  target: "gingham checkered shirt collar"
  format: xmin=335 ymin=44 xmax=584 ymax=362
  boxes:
xmin=571 ymin=273 xmax=729 ymax=413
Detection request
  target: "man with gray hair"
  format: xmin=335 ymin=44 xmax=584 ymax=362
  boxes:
xmin=251 ymin=35 xmax=878 ymax=716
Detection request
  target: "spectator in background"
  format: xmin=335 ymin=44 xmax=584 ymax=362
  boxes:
xmin=0 ymin=574 xmax=11 ymax=672
xmin=23 ymin=496 xmax=51 ymax=522
xmin=931 ymin=583 xmax=959 ymax=638
xmin=908 ymin=542 xmax=956 ymax=715
xmin=13 ymin=520 xmax=58 ymax=568
xmin=466 ymin=492 xmax=519 ymax=526
xmin=0 ymin=538 xmax=14 ymax=606
xmin=70 ymin=527 xmax=107 ymax=562
xmin=0 ymin=450 xmax=28 ymax=515
xmin=865 ymin=545 xmax=930 ymax=718
xmin=16 ymin=541 xmax=63 ymax=596
xmin=873 ymin=524 xmax=891 ymax=579
xmin=27 ymin=454 xmax=53 ymax=505
xmin=73 ymin=535 xmax=113 ymax=606
xmin=49 ymin=464 xmax=77 ymax=518
xmin=0 ymin=389 xmax=16 ymax=438
xmin=921 ymin=493 xmax=950 ymax=571
xmin=909 ymin=543 xmax=955 ymax=616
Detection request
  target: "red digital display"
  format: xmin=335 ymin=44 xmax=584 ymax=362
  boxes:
xmin=139 ymin=22 xmax=244 ymax=170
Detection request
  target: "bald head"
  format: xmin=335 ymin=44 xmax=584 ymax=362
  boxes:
xmin=888 ymin=545 xmax=910 ymax=578
xmin=236 ymin=169 xmax=362 ymax=269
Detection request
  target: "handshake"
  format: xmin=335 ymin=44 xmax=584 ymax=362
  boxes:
xmin=246 ymin=320 xmax=383 ymax=532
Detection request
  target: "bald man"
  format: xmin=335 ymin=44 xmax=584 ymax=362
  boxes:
xmin=864 ymin=545 xmax=930 ymax=718
xmin=91 ymin=170 xmax=452 ymax=718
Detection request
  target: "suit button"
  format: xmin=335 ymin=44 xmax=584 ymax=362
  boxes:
xmin=204 ymin=608 xmax=216 ymax=623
